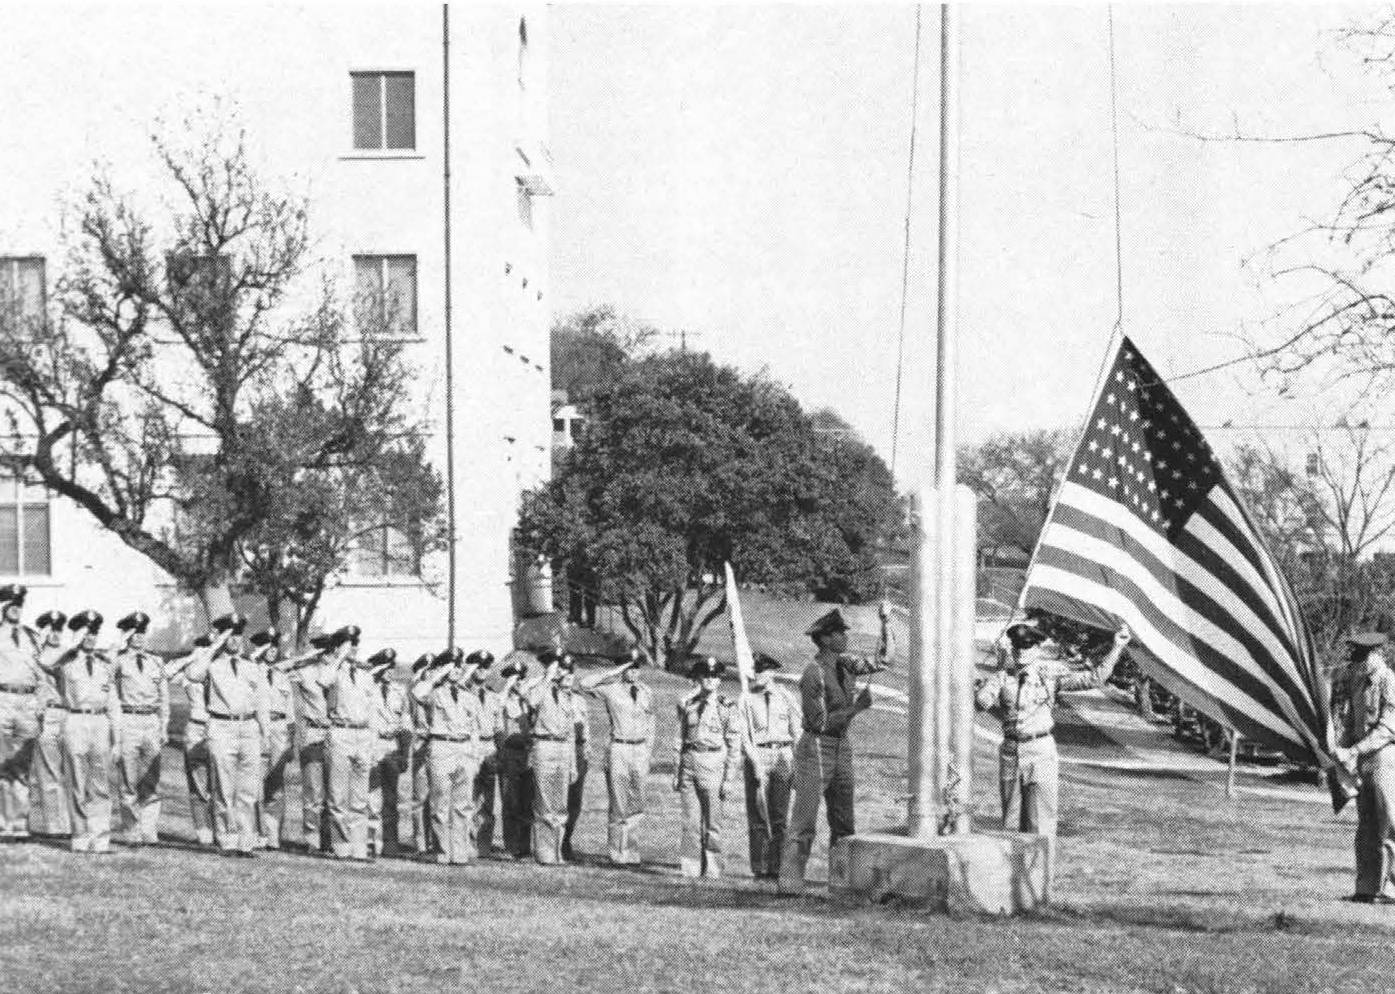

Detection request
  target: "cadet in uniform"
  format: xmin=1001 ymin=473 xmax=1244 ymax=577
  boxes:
xmin=495 ymin=658 xmax=533 ymax=859
xmin=579 ymin=648 xmax=655 ymax=865
xmin=527 ymin=650 xmax=582 ymax=865
xmin=185 ymin=614 xmax=270 ymax=857
xmin=408 ymin=652 xmax=436 ymax=855
xmin=1333 ymin=631 xmax=1395 ymax=903
xmin=469 ymin=653 xmax=501 ymax=857
xmin=741 ymin=652 xmax=800 ymax=879
xmin=28 ymin=610 xmax=70 ymax=837
xmin=562 ymin=665 xmax=592 ymax=862
xmin=37 ymin=610 xmax=122 ymax=853
xmin=112 ymin=611 xmax=168 ymax=845
xmin=412 ymin=647 xmax=488 ymax=864
xmin=674 ymin=657 xmax=742 ymax=878
xmin=251 ymin=628 xmax=295 ymax=849
xmin=0 ymin=585 xmax=42 ymax=838
xmin=290 ymin=632 xmax=337 ymax=853
xmin=318 ymin=625 xmax=376 ymax=861
xmin=166 ymin=634 xmax=217 ymax=846
xmin=367 ymin=648 xmax=409 ymax=856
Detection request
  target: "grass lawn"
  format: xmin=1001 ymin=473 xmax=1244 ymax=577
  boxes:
xmin=4 ymin=654 xmax=1394 ymax=992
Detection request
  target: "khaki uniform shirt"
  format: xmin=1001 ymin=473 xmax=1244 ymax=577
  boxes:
xmin=413 ymin=679 xmax=492 ymax=739
xmin=265 ymin=667 xmax=294 ymax=721
xmin=0 ymin=623 xmax=42 ymax=690
xmin=741 ymin=684 xmax=801 ymax=746
xmin=1342 ymin=662 xmax=1395 ymax=757
xmin=800 ymin=651 xmax=880 ymax=737
xmin=291 ymin=660 xmax=330 ymax=727
xmin=318 ymin=662 xmax=375 ymax=729
xmin=41 ymin=647 xmax=122 ymax=715
xmin=498 ymin=687 xmax=532 ymax=750
xmin=113 ymin=647 xmax=169 ymax=722
xmin=526 ymin=680 xmax=581 ymax=740
xmin=185 ymin=652 xmax=269 ymax=729
xmin=589 ymin=681 xmax=655 ymax=743
xmin=676 ymin=689 xmax=742 ymax=782
xmin=372 ymin=680 xmax=411 ymax=738
xmin=975 ymin=646 xmax=1101 ymax=740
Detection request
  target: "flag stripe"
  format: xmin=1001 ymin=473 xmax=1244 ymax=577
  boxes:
xmin=1209 ymin=484 xmax=1308 ymax=644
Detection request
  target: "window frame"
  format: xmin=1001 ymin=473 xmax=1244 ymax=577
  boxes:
xmin=349 ymin=70 xmax=417 ymax=152
xmin=0 ymin=255 xmax=47 ymax=332
xmin=351 ymin=253 xmax=420 ymax=342
xmin=350 ymin=522 xmax=424 ymax=580
xmin=0 ymin=474 xmax=52 ymax=579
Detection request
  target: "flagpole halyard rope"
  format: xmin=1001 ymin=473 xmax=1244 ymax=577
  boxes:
xmin=889 ymin=4 xmax=924 ymax=483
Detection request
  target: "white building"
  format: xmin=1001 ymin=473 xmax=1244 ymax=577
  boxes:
xmin=0 ymin=4 xmax=555 ymax=657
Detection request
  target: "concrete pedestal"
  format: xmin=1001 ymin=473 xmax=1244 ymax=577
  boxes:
xmin=828 ymin=829 xmax=1051 ymax=913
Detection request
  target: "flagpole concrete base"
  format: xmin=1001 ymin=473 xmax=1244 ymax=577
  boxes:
xmin=828 ymin=829 xmax=1051 ymax=914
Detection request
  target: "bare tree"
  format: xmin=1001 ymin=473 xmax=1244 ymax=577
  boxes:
xmin=959 ymin=428 xmax=1075 ymax=559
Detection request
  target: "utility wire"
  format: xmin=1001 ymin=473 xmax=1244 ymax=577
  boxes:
xmin=889 ymin=4 xmax=923 ymax=482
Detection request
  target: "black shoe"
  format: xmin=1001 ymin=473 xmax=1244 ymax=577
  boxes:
xmin=1349 ymin=894 xmax=1376 ymax=903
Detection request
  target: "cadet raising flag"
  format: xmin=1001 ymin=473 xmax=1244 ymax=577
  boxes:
xmin=1019 ymin=336 xmax=1336 ymax=768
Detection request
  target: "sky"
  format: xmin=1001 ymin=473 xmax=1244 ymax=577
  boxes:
xmin=547 ymin=4 xmax=1387 ymax=483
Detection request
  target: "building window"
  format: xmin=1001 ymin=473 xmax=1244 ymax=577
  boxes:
xmin=353 ymin=255 xmax=417 ymax=338
xmin=1305 ymin=452 xmax=1320 ymax=477
xmin=0 ymin=476 xmax=51 ymax=577
xmin=0 ymin=256 xmax=46 ymax=330
xmin=353 ymin=523 xmax=421 ymax=578
xmin=352 ymin=71 xmax=416 ymax=150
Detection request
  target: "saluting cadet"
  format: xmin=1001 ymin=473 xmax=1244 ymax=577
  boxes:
xmin=469 ymin=652 xmax=502 ymax=858
xmin=290 ymin=632 xmax=338 ymax=853
xmin=579 ymin=647 xmax=655 ymax=865
xmin=318 ymin=625 xmax=376 ymax=861
xmin=408 ymin=652 xmax=435 ymax=855
xmin=184 ymin=614 xmax=269 ymax=857
xmin=779 ymin=608 xmax=890 ymax=894
xmin=412 ymin=647 xmax=488 ymax=864
xmin=976 ymin=620 xmax=1129 ymax=848
xmin=37 ymin=610 xmax=121 ymax=853
xmin=0 ymin=584 xmax=43 ymax=839
xmin=526 ymin=650 xmax=583 ymax=865
xmin=251 ymin=628 xmax=295 ymax=849
xmin=165 ymin=634 xmax=217 ymax=845
xmin=740 ymin=653 xmax=801 ymax=879
xmin=495 ymin=658 xmax=533 ymax=859
xmin=367 ymin=648 xmax=409 ymax=857
xmin=674 ymin=657 xmax=742 ymax=878
xmin=1333 ymin=631 xmax=1395 ymax=903
xmin=112 ymin=611 xmax=168 ymax=845
xmin=28 ymin=610 xmax=70 ymax=837
xmin=561 ymin=666 xmax=592 ymax=862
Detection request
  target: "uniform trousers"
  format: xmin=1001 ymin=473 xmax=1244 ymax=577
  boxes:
xmin=498 ymin=744 xmax=532 ymax=858
xmin=0 ymin=690 xmax=40 ymax=835
xmin=326 ymin=725 xmax=373 ymax=860
xmin=678 ymin=749 xmax=729 ymax=878
xmin=29 ymin=705 xmax=69 ymax=835
xmin=207 ymin=716 xmax=262 ymax=853
xmin=297 ymin=723 xmax=331 ymax=851
xmin=779 ymin=733 xmax=855 ymax=890
xmin=605 ymin=741 xmax=650 ymax=864
xmin=368 ymin=733 xmax=406 ymax=855
xmin=1354 ymin=747 xmax=1395 ymax=900
xmin=61 ymin=711 xmax=115 ymax=852
xmin=743 ymin=744 xmax=794 ymax=878
xmin=116 ymin=711 xmax=164 ymax=843
xmin=428 ymin=738 xmax=479 ymax=864
xmin=257 ymin=720 xmax=293 ymax=848
xmin=563 ymin=752 xmax=588 ymax=858
xmin=473 ymin=746 xmax=498 ymax=856
xmin=530 ymin=739 xmax=572 ymax=865
xmin=182 ymin=719 xmax=215 ymax=846
xmin=411 ymin=737 xmax=434 ymax=853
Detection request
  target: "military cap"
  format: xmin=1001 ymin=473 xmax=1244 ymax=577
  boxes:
xmin=1347 ymin=631 xmax=1388 ymax=652
xmin=191 ymin=634 xmax=213 ymax=649
xmin=0 ymin=583 xmax=27 ymax=607
xmin=435 ymin=647 xmax=465 ymax=667
xmin=249 ymin=628 xmax=282 ymax=648
xmin=805 ymin=608 xmax=850 ymax=639
xmin=752 ymin=652 xmax=782 ymax=673
xmin=116 ymin=611 xmax=151 ymax=634
xmin=335 ymin=624 xmax=362 ymax=647
xmin=536 ymin=647 xmax=562 ymax=665
xmin=500 ymin=660 xmax=529 ymax=680
xmin=466 ymin=649 xmax=495 ymax=670
xmin=411 ymin=652 xmax=435 ymax=674
xmin=34 ymin=610 xmax=67 ymax=631
xmin=210 ymin=613 xmax=247 ymax=635
xmin=1006 ymin=621 xmax=1047 ymax=649
xmin=308 ymin=632 xmax=337 ymax=651
xmin=366 ymin=648 xmax=398 ymax=668
xmin=67 ymin=610 xmax=103 ymax=633
xmin=689 ymin=656 xmax=725 ymax=679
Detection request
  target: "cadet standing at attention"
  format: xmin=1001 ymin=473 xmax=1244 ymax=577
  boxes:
xmin=674 ymin=657 xmax=742 ymax=879
xmin=561 ymin=661 xmax=592 ymax=862
xmin=37 ymin=610 xmax=122 ymax=853
xmin=468 ymin=651 xmax=501 ymax=857
xmin=526 ymin=650 xmax=582 ymax=865
xmin=408 ymin=652 xmax=436 ymax=855
xmin=28 ymin=610 xmax=70 ymax=838
xmin=579 ymin=647 xmax=655 ymax=865
xmin=741 ymin=652 xmax=800 ymax=880
xmin=1333 ymin=631 xmax=1395 ymax=903
xmin=367 ymin=648 xmax=409 ymax=857
xmin=318 ymin=625 xmax=376 ymax=861
xmin=495 ymin=657 xmax=533 ymax=859
xmin=165 ymin=633 xmax=217 ymax=846
xmin=412 ymin=647 xmax=486 ymax=864
xmin=251 ymin=628 xmax=295 ymax=850
xmin=779 ymin=608 xmax=891 ymax=894
xmin=289 ymin=632 xmax=338 ymax=853
xmin=0 ymin=585 xmax=42 ymax=839
xmin=112 ymin=611 xmax=168 ymax=845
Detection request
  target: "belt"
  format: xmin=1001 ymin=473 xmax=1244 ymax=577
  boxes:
xmin=611 ymin=737 xmax=649 ymax=745
xmin=209 ymin=710 xmax=256 ymax=722
xmin=809 ymin=730 xmax=844 ymax=739
xmin=756 ymin=740 xmax=793 ymax=748
xmin=68 ymin=706 xmax=109 ymax=716
xmin=682 ymin=744 xmax=723 ymax=753
xmin=430 ymin=733 xmax=474 ymax=743
xmin=1004 ymin=729 xmax=1053 ymax=745
xmin=270 ymin=712 xmax=289 ymax=721
xmin=301 ymin=719 xmax=330 ymax=729
xmin=330 ymin=719 xmax=369 ymax=730
xmin=46 ymin=703 xmax=67 ymax=711
xmin=187 ymin=716 xmax=207 ymax=725
xmin=531 ymin=734 xmax=568 ymax=742
xmin=122 ymin=705 xmax=160 ymax=716
xmin=379 ymin=732 xmax=400 ymax=741
xmin=0 ymin=683 xmax=37 ymax=695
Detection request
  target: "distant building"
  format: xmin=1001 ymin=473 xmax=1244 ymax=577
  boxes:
xmin=0 ymin=5 xmax=555 ymax=656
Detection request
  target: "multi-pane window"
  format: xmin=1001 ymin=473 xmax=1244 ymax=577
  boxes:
xmin=0 ymin=476 xmax=51 ymax=577
xmin=353 ymin=255 xmax=417 ymax=338
xmin=0 ymin=257 xmax=46 ymax=330
xmin=351 ymin=71 xmax=416 ymax=150
xmin=353 ymin=524 xmax=421 ymax=578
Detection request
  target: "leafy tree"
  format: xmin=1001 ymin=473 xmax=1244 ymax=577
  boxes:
xmin=551 ymin=304 xmax=656 ymax=402
xmin=959 ymin=428 xmax=1074 ymax=559
xmin=518 ymin=350 xmax=900 ymax=668
xmin=0 ymin=112 xmax=439 ymax=627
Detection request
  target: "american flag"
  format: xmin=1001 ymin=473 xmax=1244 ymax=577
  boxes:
xmin=1020 ymin=336 xmax=1334 ymax=765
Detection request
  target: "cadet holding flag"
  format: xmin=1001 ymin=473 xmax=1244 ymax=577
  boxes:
xmin=112 ymin=611 xmax=168 ymax=845
xmin=367 ymin=648 xmax=409 ymax=857
xmin=674 ymin=657 xmax=743 ymax=878
xmin=0 ymin=584 xmax=43 ymax=839
xmin=318 ymin=625 xmax=377 ymax=861
xmin=741 ymin=653 xmax=800 ymax=880
xmin=579 ymin=647 xmax=655 ymax=866
xmin=1332 ymin=631 xmax=1395 ymax=904
xmin=28 ymin=609 xmax=70 ymax=837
